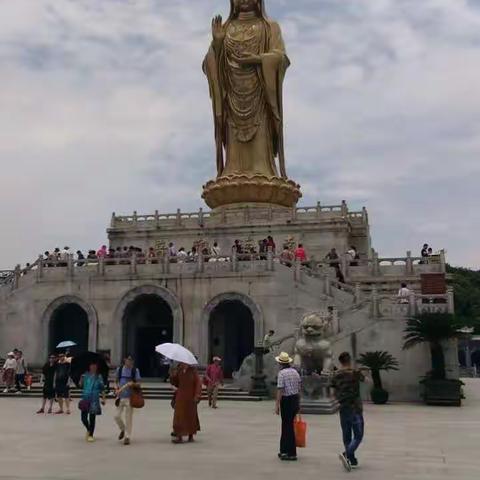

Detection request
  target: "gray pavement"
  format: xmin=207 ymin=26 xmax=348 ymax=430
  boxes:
xmin=0 ymin=379 xmax=479 ymax=480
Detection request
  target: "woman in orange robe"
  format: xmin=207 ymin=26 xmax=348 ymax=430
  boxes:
xmin=170 ymin=363 xmax=202 ymax=443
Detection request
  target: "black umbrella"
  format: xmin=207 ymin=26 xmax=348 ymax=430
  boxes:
xmin=70 ymin=352 xmax=109 ymax=388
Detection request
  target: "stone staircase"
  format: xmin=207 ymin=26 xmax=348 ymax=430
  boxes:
xmin=0 ymin=383 xmax=265 ymax=402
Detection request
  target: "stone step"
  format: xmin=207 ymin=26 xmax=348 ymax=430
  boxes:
xmin=0 ymin=391 xmax=264 ymax=402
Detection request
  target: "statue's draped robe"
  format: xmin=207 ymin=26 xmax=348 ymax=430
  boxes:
xmin=204 ymin=17 xmax=290 ymax=178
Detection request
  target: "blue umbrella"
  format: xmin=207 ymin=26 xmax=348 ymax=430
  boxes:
xmin=56 ymin=340 xmax=77 ymax=349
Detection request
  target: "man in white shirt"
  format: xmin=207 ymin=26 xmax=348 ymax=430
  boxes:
xmin=397 ymin=283 xmax=411 ymax=304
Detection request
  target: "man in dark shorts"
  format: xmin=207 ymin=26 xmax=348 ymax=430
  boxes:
xmin=37 ymin=354 xmax=56 ymax=414
xmin=54 ymin=353 xmax=71 ymax=414
xmin=331 ymin=352 xmax=368 ymax=472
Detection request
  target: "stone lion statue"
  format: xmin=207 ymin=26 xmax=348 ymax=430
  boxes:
xmin=294 ymin=312 xmax=333 ymax=374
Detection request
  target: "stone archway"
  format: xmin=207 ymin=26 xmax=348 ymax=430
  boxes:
xmin=200 ymin=292 xmax=264 ymax=367
xmin=113 ymin=285 xmax=183 ymax=365
xmin=42 ymin=295 xmax=98 ymax=357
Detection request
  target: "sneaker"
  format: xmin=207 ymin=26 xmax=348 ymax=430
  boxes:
xmin=87 ymin=436 xmax=95 ymax=443
xmin=282 ymin=456 xmax=298 ymax=462
xmin=349 ymin=458 xmax=359 ymax=469
xmin=278 ymin=453 xmax=287 ymax=460
xmin=3 ymin=389 xmax=8 ymax=393
xmin=339 ymin=453 xmax=352 ymax=472
xmin=124 ymin=438 xmax=130 ymax=445
xmin=118 ymin=431 xmax=125 ymax=441
xmin=36 ymin=409 xmax=45 ymax=414
xmin=15 ymin=391 xmax=22 ymax=395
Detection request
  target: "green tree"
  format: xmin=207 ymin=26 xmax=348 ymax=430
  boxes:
xmin=357 ymin=351 xmax=399 ymax=389
xmin=403 ymin=313 xmax=462 ymax=380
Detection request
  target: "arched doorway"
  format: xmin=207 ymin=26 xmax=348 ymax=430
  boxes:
xmin=209 ymin=300 xmax=255 ymax=377
xmin=49 ymin=303 xmax=89 ymax=353
xmin=122 ymin=294 xmax=173 ymax=377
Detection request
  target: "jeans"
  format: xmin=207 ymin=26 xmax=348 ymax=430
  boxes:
xmin=15 ymin=374 xmax=25 ymax=391
xmin=81 ymin=412 xmax=96 ymax=436
xmin=340 ymin=409 xmax=364 ymax=463
xmin=280 ymin=394 xmax=300 ymax=457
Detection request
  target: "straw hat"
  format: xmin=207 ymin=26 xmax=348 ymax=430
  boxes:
xmin=7 ymin=352 xmax=14 ymax=357
xmin=275 ymin=352 xmax=293 ymax=365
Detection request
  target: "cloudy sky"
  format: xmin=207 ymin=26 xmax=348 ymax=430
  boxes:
xmin=0 ymin=0 xmax=479 ymax=269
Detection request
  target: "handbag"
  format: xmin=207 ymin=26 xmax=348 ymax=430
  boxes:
xmin=130 ymin=386 xmax=145 ymax=409
xmin=294 ymin=415 xmax=307 ymax=448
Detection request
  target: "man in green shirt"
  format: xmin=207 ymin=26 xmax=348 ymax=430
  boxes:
xmin=331 ymin=352 xmax=367 ymax=471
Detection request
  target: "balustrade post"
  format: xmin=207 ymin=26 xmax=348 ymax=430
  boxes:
xmin=371 ymin=286 xmax=379 ymax=318
xmin=316 ymin=201 xmax=321 ymax=218
xmin=291 ymin=207 xmax=297 ymax=221
xmin=324 ymin=274 xmax=331 ymax=296
xmin=406 ymin=250 xmax=414 ymax=275
xmin=98 ymin=255 xmax=105 ymax=276
xmin=176 ymin=209 xmax=182 ymax=227
xmin=198 ymin=208 xmax=204 ymax=226
xmin=447 ymin=287 xmax=455 ymax=314
xmin=409 ymin=292 xmax=416 ymax=317
xmin=155 ymin=210 xmax=160 ymax=229
xmin=130 ymin=253 xmax=137 ymax=275
xmin=354 ymin=283 xmax=361 ymax=305
xmin=232 ymin=248 xmax=238 ymax=273
xmin=133 ymin=211 xmax=138 ymax=227
xmin=67 ymin=253 xmax=74 ymax=277
xmin=341 ymin=200 xmax=348 ymax=217
xmin=37 ymin=255 xmax=44 ymax=280
xmin=373 ymin=252 xmax=380 ymax=276
xmin=267 ymin=247 xmax=274 ymax=271
xmin=440 ymin=249 xmax=446 ymax=273
xmin=362 ymin=206 xmax=368 ymax=223
xmin=198 ymin=251 xmax=205 ymax=273
xmin=341 ymin=253 xmax=348 ymax=279
xmin=164 ymin=251 xmax=171 ymax=274
xmin=294 ymin=260 xmax=302 ymax=282
xmin=13 ymin=265 xmax=21 ymax=289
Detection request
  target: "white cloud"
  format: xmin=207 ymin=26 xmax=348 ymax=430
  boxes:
xmin=0 ymin=0 xmax=478 ymax=269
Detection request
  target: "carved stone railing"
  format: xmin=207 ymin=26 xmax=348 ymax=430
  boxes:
xmin=110 ymin=202 xmax=368 ymax=230
xmin=346 ymin=250 xmax=446 ymax=278
xmin=374 ymin=290 xmax=454 ymax=318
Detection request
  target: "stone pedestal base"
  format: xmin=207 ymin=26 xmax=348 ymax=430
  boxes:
xmin=202 ymin=174 xmax=302 ymax=209
xmin=301 ymin=397 xmax=339 ymax=415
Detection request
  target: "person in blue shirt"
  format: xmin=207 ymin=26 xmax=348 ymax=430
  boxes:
xmin=114 ymin=355 xmax=141 ymax=445
xmin=79 ymin=362 xmax=105 ymax=443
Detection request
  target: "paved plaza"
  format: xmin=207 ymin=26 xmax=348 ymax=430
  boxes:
xmin=0 ymin=380 xmax=479 ymax=480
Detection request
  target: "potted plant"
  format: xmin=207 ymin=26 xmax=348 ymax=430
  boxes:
xmin=403 ymin=313 xmax=464 ymax=406
xmin=357 ymin=351 xmax=399 ymax=404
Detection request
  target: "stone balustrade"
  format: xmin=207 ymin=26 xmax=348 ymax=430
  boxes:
xmin=374 ymin=290 xmax=454 ymax=318
xmin=109 ymin=202 xmax=368 ymax=230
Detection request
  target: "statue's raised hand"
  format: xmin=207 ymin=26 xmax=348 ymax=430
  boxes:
xmin=211 ymin=15 xmax=225 ymax=45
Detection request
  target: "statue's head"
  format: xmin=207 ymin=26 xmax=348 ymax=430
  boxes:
xmin=300 ymin=313 xmax=330 ymax=338
xmin=230 ymin=0 xmax=266 ymax=18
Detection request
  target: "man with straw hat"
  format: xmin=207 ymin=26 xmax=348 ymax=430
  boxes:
xmin=275 ymin=352 xmax=301 ymax=461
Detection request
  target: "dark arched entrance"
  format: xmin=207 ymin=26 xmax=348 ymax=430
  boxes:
xmin=209 ymin=300 xmax=254 ymax=377
xmin=122 ymin=294 xmax=173 ymax=377
xmin=49 ymin=303 xmax=89 ymax=353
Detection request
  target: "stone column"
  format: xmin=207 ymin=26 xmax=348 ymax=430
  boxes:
xmin=440 ymin=249 xmax=446 ymax=273
xmin=98 ymin=255 xmax=105 ymax=276
xmin=371 ymin=286 xmax=379 ymax=318
xmin=324 ymin=274 xmax=331 ymax=296
xmin=110 ymin=212 xmax=116 ymax=228
xmin=13 ymin=265 xmax=21 ymax=289
xmin=232 ymin=248 xmax=238 ymax=273
xmin=294 ymin=260 xmax=301 ymax=282
xmin=341 ymin=200 xmax=348 ymax=217
xmin=67 ymin=253 xmax=74 ymax=277
xmin=409 ymin=292 xmax=416 ymax=317
xmin=354 ymin=283 xmax=361 ymax=305
xmin=155 ymin=210 xmax=160 ymax=229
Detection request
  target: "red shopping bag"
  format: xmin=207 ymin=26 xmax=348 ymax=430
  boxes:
xmin=294 ymin=415 xmax=307 ymax=448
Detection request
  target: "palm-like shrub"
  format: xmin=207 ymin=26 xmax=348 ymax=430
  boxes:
xmin=403 ymin=313 xmax=461 ymax=380
xmin=357 ymin=351 xmax=399 ymax=390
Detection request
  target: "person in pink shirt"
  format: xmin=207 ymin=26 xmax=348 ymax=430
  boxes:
xmin=96 ymin=245 xmax=108 ymax=258
xmin=205 ymin=357 xmax=224 ymax=409
xmin=294 ymin=243 xmax=307 ymax=263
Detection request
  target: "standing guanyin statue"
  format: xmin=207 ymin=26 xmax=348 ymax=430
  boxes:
xmin=202 ymin=0 xmax=301 ymax=209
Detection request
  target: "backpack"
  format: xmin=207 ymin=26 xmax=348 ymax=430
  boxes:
xmin=117 ymin=366 xmax=137 ymax=383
